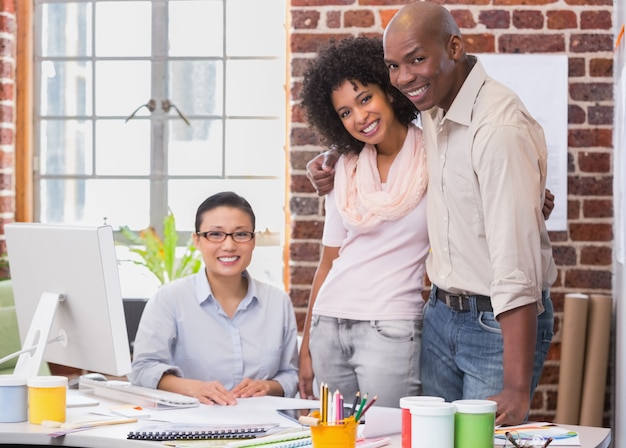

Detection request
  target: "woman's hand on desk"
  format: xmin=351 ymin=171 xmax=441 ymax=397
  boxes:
xmin=158 ymin=375 xmax=237 ymax=406
xmin=231 ymin=378 xmax=283 ymax=398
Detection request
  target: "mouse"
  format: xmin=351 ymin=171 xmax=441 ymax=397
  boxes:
xmin=68 ymin=372 xmax=108 ymax=389
xmin=81 ymin=372 xmax=107 ymax=382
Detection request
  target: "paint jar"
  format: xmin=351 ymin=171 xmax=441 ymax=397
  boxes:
xmin=310 ymin=416 xmax=358 ymax=447
xmin=410 ymin=401 xmax=456 ymax=448
xmin=452 ymin=399 xmax=497 ymax=448
xmin=400 ymin=396 xmax=445 ymax=448
xmin=27 ymin=376 xmax=68 ymax=424
xmin=0 ymin=375 xmax=28 ymax=422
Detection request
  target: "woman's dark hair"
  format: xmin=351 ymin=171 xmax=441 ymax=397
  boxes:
xmin=300 ymin=36 xmax=417 ymax=154
xmin=195 ymin=191 xmax=256 ymax=232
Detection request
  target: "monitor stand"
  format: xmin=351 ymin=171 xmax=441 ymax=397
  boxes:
xmin=12 ymin=292 xmax=65 ymax=378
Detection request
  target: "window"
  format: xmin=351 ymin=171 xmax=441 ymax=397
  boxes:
xmin=34 ymin=0 xmax=287 ymax=288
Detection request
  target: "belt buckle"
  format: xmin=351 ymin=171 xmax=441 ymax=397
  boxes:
xmin=445 ymin=294 xmax=464 ymax=311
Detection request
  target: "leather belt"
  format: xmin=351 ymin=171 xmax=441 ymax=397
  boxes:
xmin=435 ymin=287 xmax=493 ymax=312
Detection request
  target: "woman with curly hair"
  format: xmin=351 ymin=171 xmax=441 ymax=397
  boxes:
xmin=298 ymin=36 xmax=429 ymax=407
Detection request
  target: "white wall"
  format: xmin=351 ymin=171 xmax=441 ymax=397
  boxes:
xmin=614 ymin=0 xmax=626 ymax=444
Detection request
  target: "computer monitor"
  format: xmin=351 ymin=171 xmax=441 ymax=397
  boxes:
xmin=4 ymin=223 xmax=132 ymax=378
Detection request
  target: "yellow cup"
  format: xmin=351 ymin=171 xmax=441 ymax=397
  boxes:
xmin=27 ymin=376 xmax=68 ymax=424
xmin=310 ymin=417 xmax=358 ymax=447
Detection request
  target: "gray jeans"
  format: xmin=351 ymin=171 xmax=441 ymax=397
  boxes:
xmin=309 ymin=315 xmax=422 ymax=408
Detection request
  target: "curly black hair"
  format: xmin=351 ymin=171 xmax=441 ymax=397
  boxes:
xmin=300 ymin=36 xmax=418 ymax=155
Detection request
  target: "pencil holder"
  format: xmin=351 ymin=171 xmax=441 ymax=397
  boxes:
xmin=310 ymin=416 xmax=358 ymax=447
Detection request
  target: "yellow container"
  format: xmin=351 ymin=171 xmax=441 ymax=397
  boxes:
xmin=27 ymin=376 xmax=68 ymax=424
xmin=310 ymin=417 xmax=358 ymax=447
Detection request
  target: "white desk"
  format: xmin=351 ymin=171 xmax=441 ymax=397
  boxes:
xmin=0 ymin=391 xmax=611 ymax=448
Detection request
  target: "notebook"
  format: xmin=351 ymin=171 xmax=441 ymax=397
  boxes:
xmin=126 ymin=423 xmax=279 ymax=441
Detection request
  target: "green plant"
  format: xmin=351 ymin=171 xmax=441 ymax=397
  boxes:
xmin=119 ymin=210 xmax=202 ymax=285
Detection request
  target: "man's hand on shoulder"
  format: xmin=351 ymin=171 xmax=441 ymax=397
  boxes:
xmin=306 ymin=149 xmax=339 ymax=196
xmin=542 ymin=189 xmax=554 ymax=220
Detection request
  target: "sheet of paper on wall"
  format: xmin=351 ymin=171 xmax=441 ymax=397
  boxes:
xmin=478 ymin=54 xmax=568 ymax=232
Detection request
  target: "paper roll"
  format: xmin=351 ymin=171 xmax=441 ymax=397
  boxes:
xmin=579 ymin=294 xmax=613 ymax=427
xmin=554 ymin=293 xmax=589 ymax=425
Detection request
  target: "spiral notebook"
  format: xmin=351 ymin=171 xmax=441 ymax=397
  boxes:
xmin=126 ymin=423 xmax=278 ymax=441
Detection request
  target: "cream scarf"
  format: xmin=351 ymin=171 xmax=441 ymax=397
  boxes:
xmin=334 ymin=124 xmax=428 ymax=233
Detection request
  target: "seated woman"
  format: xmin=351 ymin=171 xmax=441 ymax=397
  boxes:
xmin=129 ymin=191 xmax=298 ymax=405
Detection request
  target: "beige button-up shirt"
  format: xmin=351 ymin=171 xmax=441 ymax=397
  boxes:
xmin=422 ymin=57 xmax=557 ymax=317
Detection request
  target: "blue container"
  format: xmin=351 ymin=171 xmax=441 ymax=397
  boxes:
xmin=0 ymin=375 xmax=28 ymax=422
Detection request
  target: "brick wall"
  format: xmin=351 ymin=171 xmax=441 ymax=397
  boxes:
xmin=0 ymin=0 xmax=15 ymax=280
xmin=288 ymin=0 xmax=614 ymax=422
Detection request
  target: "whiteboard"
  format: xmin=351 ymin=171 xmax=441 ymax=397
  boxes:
xmin=478 ymin=54 xmax=568 ymax=231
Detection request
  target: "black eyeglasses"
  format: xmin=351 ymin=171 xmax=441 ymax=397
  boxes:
xmin=505 ymin=431 xmax=553 ymax=448
xmin=196 ymin=231 xmax=255 ymax=243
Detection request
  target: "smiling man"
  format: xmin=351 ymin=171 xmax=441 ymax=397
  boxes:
xmin=382 ymin=2 xmax=557 ymax=426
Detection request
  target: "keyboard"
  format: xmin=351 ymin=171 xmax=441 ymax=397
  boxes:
xmin=78 ymin=377 xmax=200 ymax=409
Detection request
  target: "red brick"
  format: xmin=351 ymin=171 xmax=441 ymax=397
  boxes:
xmin=580 ymin=245 xmax=612 ymax=265
xmin=547 ymin=10 xmax=577 ymax=29
xmin=552 ymin=245 xmax=576 ymax=266
xmin=0 ymin=104 xmax=13 ymax=123
xmin=580 ymin=10 xmax=612 ymax=29
xmin=291 ymin=33 xmax=352 ymax=53
xmin=512 ymin=10 xmax=544 ymax=29
xmin=289 ymin=241 xmax=321 ymax=261
xmin=289 ymin=265 xmax=317 ymax=285
xmin=0 ymin=82 xmax=13 ymax=101
xmin=327 ymin=11 xmax=341 ymax=28
xmin=589 ymin=58 xmax=613 ymax=77
xmin=0 ymin=146 xmax=11 ymax=163
xmin=380 ymin=9 xmax=400 ymax=29
xmin=0 ymin=14 xmax=15 ymax=34
xmin=358 ymin=0 xmax=413 ymax=5
xmin=564 ymin=0 xmax=612 ymax=4
xmin=578 ymin=151 xmax=611 ymax=172
xmin=587 ymin=105 xmax=613 ymax=125
xmin=494 ymin=0 xmax=554 ymax=4
xmin=0 ymin=171 xmax=10 ymax=189
xmin=289 ymin=287 xmax=311 ymax=308
xmin=290 ymin=197 xmax=323 ymax=216
xmin=570 ymin=33 xmax=613 ymax=52
xmin=564 ymin=268 xmax=612 ymax=289
xmin=451 ymin=10 xmax=477 ymax=29
xmin=462 ymin=33 xmax=495 ymax=53
xmin=569 ymin=223 xmax=613 ymax=241
xmin=0 ymin=1 xmax=14 ymax=14
xmin=569 ymin=82 xmax=613 ymax=102
xmin=291 ymin=105 xmax=305 ymax=125
xmin=292 ymin=10 xmax=321 ymax=30
xmin=567 ymin=199 xmax=581 ymax=220
xmin=568 ymin=57 xmax=585 ymax=77
xmin=292 ymin=0 xmax=355 ymax=6
xmin=499 ymin=34 xmax=565 ymax=53
xmin=290 ymin=220 xmax=324 ymax=239
xmin=0 ymin=127 xmax=12 ymax=145
xmin=290 ymin=150 xmax=325 ymax=171
xmin=479 ymin=10 xmax=510 ymax=29
xmin=582 ymin=199 xmax=613 ymax=218
xmin=568 ymin=174 xmax=613 ymax=196
xmin=291 ymin=174 xmax=318 ymax=194
xmin=291 ymin=58 xmax=310 ymax=78
xmin=344 ymin=9 xmax=375 ymax=27
xmin=0 ymin=195 xmax=12 ymax=213
xmin=290 ymin=126 xmax=320 ymax=146
xmin=568 ymin=104 xmax=585 ymax=124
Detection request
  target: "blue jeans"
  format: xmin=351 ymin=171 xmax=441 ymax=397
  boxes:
xmin=420 ymin=287 xmax=554 ymax=402
xmin=309 ymin=315 xmax=422 ymax=408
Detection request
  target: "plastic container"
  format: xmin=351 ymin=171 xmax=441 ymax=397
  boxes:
xmin=399 ymin=396 xmax=445 ymax=448
xmin=410 ymin=401 xmax=456 ymax=448
xmin=310 ymin=417 xmax=358 ymax=447
xmin=0 ymin=375 xmax=28 ymax=422
xmin=27 ymin=376 xmax=68 ymax=424
xmin=452 ymin=399 xmax=497 ymax=448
